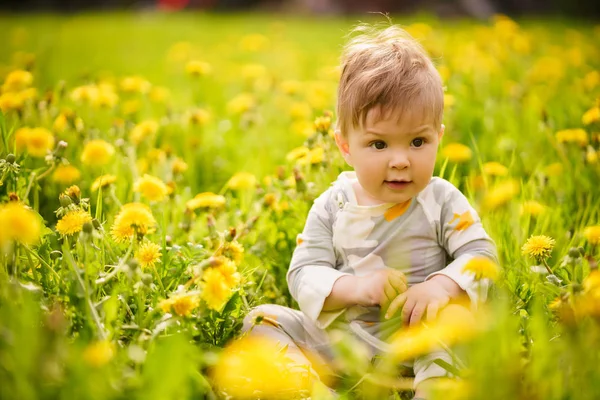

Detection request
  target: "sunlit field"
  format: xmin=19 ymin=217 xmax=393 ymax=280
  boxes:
xmin=0 ymin=12 xmax=599 ymax=400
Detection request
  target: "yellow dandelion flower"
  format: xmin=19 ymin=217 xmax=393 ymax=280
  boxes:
xmin=171 ymin=158 xmax=188 ymax=175
xmin=583 ymin=70 xmax=599 ymax=91
xmin=52 ymin=165 xmax=81 ymax=185
xmin=159 ymin=292 xmax=200 ymax=316
xmin=314 ymin=115 xmax=332 ymax=132
xmin=129 ymin=120 xmax=159 ymax=145
xmin=211 ymin=256 xmax=242 ymax=288
xmin=0 ymin=202 xmax=42 ymax=247
xmin=91 ymin=174 xmax=117 ymax=192
xmin=133 ymin=174 xmax=168 ymax=202
xmin=92 ymin=84 xmax=119 ymax=108
xmin=227 ymin=93 xmax=255 ymax=115
xmin=135 ymin=241 xmax=162 ymax=269
xmin=286 ymin=146 xmax=310 ymax=162
xmin=149 ymin=86 xmax=170 ymax=103
xmin=53 ymin=113 xmax=69 ymax=133
xmin=555 ymin=128 xmax=588 ymax=147
xmin=462 ymin=257 xmax=500 ymax=281
xmin=482 ymin=161 xmax=509 ymax=177
xmin=120 ymin=76 xmax=151 ymax=94
xmin=440 ymin=143 xmax=473 ymax=163
xmin=212 ymin=336 xmax=315 ymax=398
xmin=586 ymin=146 xmax=598 ymax=164
xmin=111 ymin=203 xmax=157 ymax=243
xmin=83 ymin=340 xmax=114 ymax=367
xmin=0 ymin=92 xmax=24 ymax=113
xmin=297 ymin=147 xmax=324 ymax=166
xmin=227 ymin=172 xmax=256 ymax=190
xmin=186 ymin=192 xmax=226 ymax=211
xmin=56 ymin=210 xmax=92 ymax=236
xmin=482 ymin=179 xmax=520 ymax=210
xmin=583 ymin=226 xmax=600 ymax=245
xmin=81 ymin=140 xmax=115 ymax=167
xmin=184 ymin=108 xmax=211 ymax=126
xmin=520 ymin=200 xmax=546 ymax=217
xmin=522 ymin=235 xmax=556 ymax=260
xmin=292 ymin=119 xmax=314 ymax=137
xmin=185 ymin=60 xmax=212 ymax=76
xmin=221 ymin=241 xmax=244 ymax=266
xmin=201 ymin=267 xmax=232 ymax=311
xmin=25 ymin=128 xmax=55 ymax=158
xmin=239 ymin=33 xmax=270 ymax=52
xmin=70 ymin=84 xmax=99 ymax=103
xmin=582 ymin=107 xmax=600 ymax=125
xmin=2 ymin=69 xmax=33 ymax=92
xmin=543 ymin=162 xmax=563 ymax=177
xmin=64 ymin=185 xmax=81 ymax=201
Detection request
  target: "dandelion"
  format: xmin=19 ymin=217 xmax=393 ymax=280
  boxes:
xmin=227 ymin=172 xmax=256 ymax=190
xmin=482 ymin=161 xmax=509 ymax=176
xmin=0 ymin=202 xmax=42 ymax=247
xmin=184 ymin=108 xmax=211 ymax=126
xmin=555 ymin=128 xmax=588 ymax=147
xmin=52 ymin=165 xmax=81 ymax=185
xmin=586 ymin=146 xmax=598 ymax=164
xmin=211 ymin=256 xmax=241 ymax=287
xmin=149 ymin=86 xmax=170 ymax=103
xmin=288 ymin=102 xmax=312 ymax=120
xmin=71 ymin=85 xmax=99 ymax=103
xmin=2 ymin=69 xmax=33 ymax=92
xmin=227 ymin=93 xmax=255 ymax=115
xmin=25 ymin=128 xmax=55 ymax=158
xmin=462 ymin=257 xmax=500 ymax=281
xmin=159 ymin=291 xmax=201 ymax=317
xmin=201 ymin=267 xmax=232 ymax=311
xmin=286 ymin=146 xmax=310 ymax=162
xmin=440 ymin=143 xmax=473 ymax=163
xmin=129 ymin=120 xmax=159 ymax=145
xmin=120 ymin=75 xmax=151 ymax=94
xmin=185 ymin=60 xmax=212 ymax=76
xmin=582 ymin=106 xmax=600 ymax=125
xmin=520 ymin=200 xmax=547 ymax=217
xmin=111 ymin=203 xmax=157 ymax=243
xmin=543 ymin=162 xmax=563 ymax=177
xmin=522 ymin=235 xmax=556 ymax=263
xmin=56 ymin=210 xmax=92 ymax=236
xmin=0 ymin=92 xmax=25 ymax=112
xmin=314 ymin=115 xmax=332 ymax=132
xmin=83 ymin=341 xmax=114 ymax=367
xmin=482 ymin=179 xmax=520 ymax=210
xmin=53 ymin=113 xmax=69 ymax=133
xmin=583 ymin=226 xmax=600 ymax=245
xmin=81 ymin=140 xmax=115 ymax=167
xmin=91 ymin=174 xmax=117 ymax=192
xmin=186 ymin=192 xmax=226 ymax=210
xmin=297 ymin=147 xmax=325 ymax=166
xmin=171 ymin=158 xmax=188 ymax=175
xmin=133 ymin=174 xmax=169 ymax=202
xmin=218 ymin=241 xmax=244 ymax=266
xmin=135 ymin=241 xmax=162 ymax=269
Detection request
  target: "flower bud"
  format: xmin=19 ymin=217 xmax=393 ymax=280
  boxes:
xmin=59 ymin=194 xmax=72 ymax=207
xmin=6 ymin=153 xmax=16 ymax=164
xmin=82 ymin=221 xmax=94 ymax=234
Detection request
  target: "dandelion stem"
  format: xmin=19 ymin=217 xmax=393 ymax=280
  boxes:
xmin=21 ymin=245 xmax=62 ymax=283
xmin=542 ymin=259 xmax=554 ymax=275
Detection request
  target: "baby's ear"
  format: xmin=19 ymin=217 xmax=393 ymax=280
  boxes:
xmin=334 ymin=130 xmax=353 ymax=166
xmin=438 ymin=124 xmax=445 ymax=140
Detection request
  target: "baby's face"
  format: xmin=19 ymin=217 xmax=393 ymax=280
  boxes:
xmin=336 ymin=106 xmax=443 ymax=205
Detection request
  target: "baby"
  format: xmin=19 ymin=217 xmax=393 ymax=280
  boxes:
xmin=243 ymin=23 xmax=497 ymax=399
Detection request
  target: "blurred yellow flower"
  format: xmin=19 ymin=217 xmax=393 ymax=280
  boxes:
xmin=186 ymin=192 xmax=226 ymax=210
xmin=93 ymin=84 xmax=119 ymax=108
xmin=185 ymin=60 xmax=212 ymax=76
xmin=83 ymin=340 xmax=114 ymax=368
xmin=482 ymin=179 xmax=520 ymax=210
xmin=586 ymin=146 xmax=598 ymax=164
xmin=53 ymin=112 xmax=69 ymax=133
xmin=543 ymin=162 xmax=563 ymax=177
xmin=528 ymin=56 xmax=564 ymax=83
xmin=134 ymin=174 xmax=169 ymax=202
xmin=227 ymin=172 xmax=256 ymax=190
xmin=211 ymin=256 xmax=241 ymax=287
xmin=171 ymin=158 xmax=188 ymax=175
xmin=52 ymin=165 xmax=81 ymax=185
xmin=135 ymin=241 xmax=162 ymax=269
xmin=444 ymin=93 xmax=455 ymax=108
xmin=0 ymin=202 xmax=42 ymax=247
xmin=201 ymin=267 xmax=232 ymax=311
xmin=2 ymin=69 xmax=33 ymax=92
xmin=227 ymin=93 xmax=255 ymax=115
xmin=81 ymin=140 xmax=115 ymax=167
xmin=241 ymin=63 xmax=267 ymax=81
xmin=286 ymin=146 xmax=310 ymax=162
xmin=583 ymin=70 xmax=599 ymax=91
xmin=91 ymin=174 xmax=117 ymax=191
xmin=0 ymin=91 xmax=25 ymax=112
xmin=111 ymin=203 xmax=157 ymax=243
xmin=279 ymin=80 xmax=302 ymax=95
xmin=520 ymin=200 xmax=546 ymax=217
xmin=289 ymin=102 xmax=312 ymax=120
xmin=149 ymin=86 xmax=170 ymax=103
xmin=462 ymin=257 xmax=500 ymax=281
xmin=19 ymin=127 xmax=55 ymax=158
xmin=522 ymin=235 xmax=555 ymax=260
xmin=120 ymin=75 xmax=151 ymax=94
xmin=184 ymin=108 xmax=211 ymax=126
xmin=583 ymin=226 xmax=600 ymax=245
xmin=292 ymin=119 xmax=314 ymax=137
xmin=314 ymin=115 xmax=332 ymax=133
xmin=555 ymin=128 xmax=588 ymax=147
xmin=440 ymin=143 xmax=472 ymax=163
xmin=130 ymin=120 xmax=159 ymax=145
xmin=71 ymin=84 xmax=99 ymax=103
xmin=482 ymin=161 xmax=509 ymax=176
xmin=220 ymin=241 xmax=244 ymax=266
xmin=56 ymin=210 xmax=92 ymax=236
xmin=159 ymin=291 xmax=201 ymax=317
xmin=240 ymin=33 xmax=270 ymax=52
xmin=297 ymin=147 xmax=325 ymax=165
xmin=582 ymin=106 xmax=600 ymax=125
xmin=212 ymin=336 xmax=315 ymax=398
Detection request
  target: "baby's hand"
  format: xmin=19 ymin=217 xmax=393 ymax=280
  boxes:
xmin=384 ymin=275 xmax=463 ymax=327
xmin=355 ymin=269 xmax=407 ymax=310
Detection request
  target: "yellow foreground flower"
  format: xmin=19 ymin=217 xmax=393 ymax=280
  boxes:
xmin=212 ymin=336 xmax=315 ymax=398
xmin=83 ymin=340 xmax=114 ymax=367
xmin=2 ymin=69 xmax=33 ymax=92
xmin=482 ymin=179 xmax=520 ymax=210
xmin=56 ymin=210 xmax=92 ymax=236
xmin=201 ymin=267 xmax=233 ymax=311
xmin=134 ymin=174 xmax=169 ymax=202
xmin=0 ymin=202 xmax=42 ymax=247
xmin=81 ymin=140 xmax=115 ymax=167
xmin=522 ymin=235 xmax=556 ymax=260
xmin=159 ymin=291 xmax=200 ymax=317
xmin=111 ymin=203 xmax=157 ymax=243
xmin=135 ymin=241 xmax=162 ymax=269
xmin=555 ymin=128 xmax=588 ymax=147
xmin=583 ymin=226 xmax=600 ymax=245
xmin=462 ymin=257 xmax=500 ymax=281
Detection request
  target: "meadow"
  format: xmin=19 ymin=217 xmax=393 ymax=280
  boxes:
xmin=0 ymin=11 xmax=599 ymax=399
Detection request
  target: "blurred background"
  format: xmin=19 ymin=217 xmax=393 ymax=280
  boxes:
xmin=0 ymin=0 xmax=599 ymax=18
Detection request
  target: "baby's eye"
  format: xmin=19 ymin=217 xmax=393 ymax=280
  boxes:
xmin=370 ymin=141 xmax=387 ymax=150
xmin=411 ymin=138 xmax=425 ymax=147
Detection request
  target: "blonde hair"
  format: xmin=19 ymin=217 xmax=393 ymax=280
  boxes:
xmin=336 ymin=23 xmax=444 ymax=135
